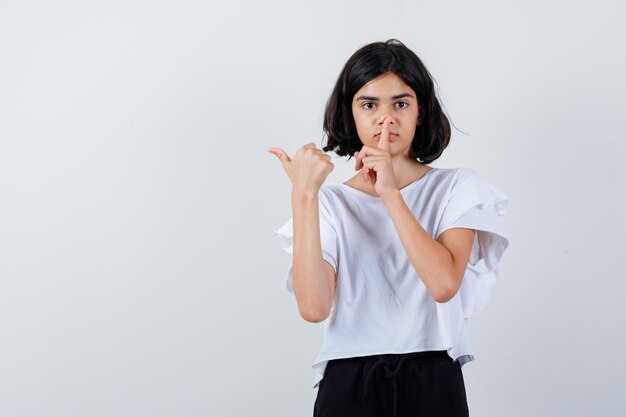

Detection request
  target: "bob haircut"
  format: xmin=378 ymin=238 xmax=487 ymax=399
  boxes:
xmin=322 ymin=39 xmax=451 ymax=164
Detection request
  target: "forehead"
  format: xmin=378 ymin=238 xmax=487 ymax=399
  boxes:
xmin=353 ymin=72 xmax=415 ymax=99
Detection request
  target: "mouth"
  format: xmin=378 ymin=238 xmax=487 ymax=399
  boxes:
xmin=375 ymin=133 xmax=398 ymax=139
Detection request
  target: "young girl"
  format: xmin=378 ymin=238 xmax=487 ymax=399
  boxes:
xmin=268 ymin=39 xmax=509 ymax=417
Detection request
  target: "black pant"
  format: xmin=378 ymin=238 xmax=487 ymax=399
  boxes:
xmin=313 ymin=350 xmax=469 ymax=417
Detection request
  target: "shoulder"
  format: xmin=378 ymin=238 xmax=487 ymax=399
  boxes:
xmin=445 ymin=167 xmax=480 ymax=183
xmin=440 ymin=167 xmax=510 ymax=213
xmin=428 ymin=167 xmax=481 ymax=190
xmin=316 ymin=184 xmax=346 ymax=221
xmin=433 ymin=167 xmax=504 ymax=206
xmin=319 ymin=183 xmax=340 ymax=203
xmin=319 ymin=182 xmax=353 ymax=205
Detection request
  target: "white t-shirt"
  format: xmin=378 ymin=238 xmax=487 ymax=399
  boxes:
xmin=273 ymin=167 xmax=510 ymax=388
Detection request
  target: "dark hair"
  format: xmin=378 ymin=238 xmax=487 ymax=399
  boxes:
xmin=322 ymin=39 xmax=451 ymax=164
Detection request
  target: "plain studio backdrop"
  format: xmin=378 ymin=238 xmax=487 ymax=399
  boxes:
xmin=1 ymin=0 xmax=624 ymax=416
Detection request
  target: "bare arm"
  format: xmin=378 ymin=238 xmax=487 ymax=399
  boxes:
xmin=267 ymin=143 xmax=336 ymax=322
xmin=291 ymin=190 xmax=336 ymax=323
xmin=382 ymin=190 xmax=475 ymax=303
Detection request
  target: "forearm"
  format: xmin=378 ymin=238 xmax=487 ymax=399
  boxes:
xmin=291 ymin=190 xmax=333 ymax=321
xmin=381 ymin=190 xmax=455 ymax=302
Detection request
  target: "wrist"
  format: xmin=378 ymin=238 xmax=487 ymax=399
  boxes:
xmin=380 ymin=189 xmax=402 ymax=204
xmin=292 ymin=188 xmax=319 ymax=204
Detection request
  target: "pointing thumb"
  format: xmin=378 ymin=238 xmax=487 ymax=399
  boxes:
xmin=267 ymin=147 xmax=291 ymax=166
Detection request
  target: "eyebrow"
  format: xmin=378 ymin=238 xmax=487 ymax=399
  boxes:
xmin=355 ymin=93 xmax=415 ymax=101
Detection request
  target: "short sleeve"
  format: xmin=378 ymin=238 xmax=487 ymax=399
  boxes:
xmin=435 ymin=170 xmax=510 ymax=318
xmin=272 ymin=190 xmax=339 ymax=296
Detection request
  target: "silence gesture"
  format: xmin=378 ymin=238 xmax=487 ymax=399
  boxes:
xmin=353 ymin=116 xmax=399 ymax=198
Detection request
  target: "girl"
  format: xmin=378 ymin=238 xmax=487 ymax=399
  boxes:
xmin=268 ymin=39 xmax=510 ymax=417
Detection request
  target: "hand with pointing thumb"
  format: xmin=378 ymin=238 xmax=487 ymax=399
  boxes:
xmin=268 ymin=143 xmax=334 ymax=196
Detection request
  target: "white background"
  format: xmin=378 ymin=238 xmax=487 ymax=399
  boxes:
xmin=1 ymin=1 xmax=624 ymax=416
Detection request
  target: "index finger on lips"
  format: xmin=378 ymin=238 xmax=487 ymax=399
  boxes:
xmin=378 ymin=117 xmax=390 ymax=151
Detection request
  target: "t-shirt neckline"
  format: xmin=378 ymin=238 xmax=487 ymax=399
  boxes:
xmin=337 ymin=167 xmax=438 ymax=200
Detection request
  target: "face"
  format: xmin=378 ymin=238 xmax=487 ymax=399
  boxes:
xmin=351 ymin=72 xmax=420 ymax=156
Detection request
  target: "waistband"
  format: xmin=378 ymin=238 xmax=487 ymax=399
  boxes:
xmin=329 ymin=349 xmax=451 ymax=366
xmin=353 ymin=350 xmax=451 ymax=417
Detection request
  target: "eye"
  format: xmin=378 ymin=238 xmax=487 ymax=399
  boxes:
xmin=360 ymin=101 xmax=408 ymax=110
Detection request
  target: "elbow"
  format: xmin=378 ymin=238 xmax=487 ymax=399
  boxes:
xmin=432 ymin=281 xmax=460 ymax=304
xmin=298 ymin=302 xmax=331 ymax=323
xmin=300 ymin=308 xmax=329 ymax=323
xmin=433 ymin=292 xmax=453 ymax=304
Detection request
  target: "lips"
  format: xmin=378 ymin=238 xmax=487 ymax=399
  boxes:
xmin=375 ymin=133 xmax=398 ymax=138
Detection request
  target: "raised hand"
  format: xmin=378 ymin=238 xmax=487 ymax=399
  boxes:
xmin=268 ymin=143 xmax=334 ymax=195
xmin=353 ymin=116 xmax=399 ymax=198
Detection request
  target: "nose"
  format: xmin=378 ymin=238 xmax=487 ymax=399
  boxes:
xmin=376 ymin=104 xmax=396 ymax=125
xmin=377 ymin=114 xmax=396 ymax=125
